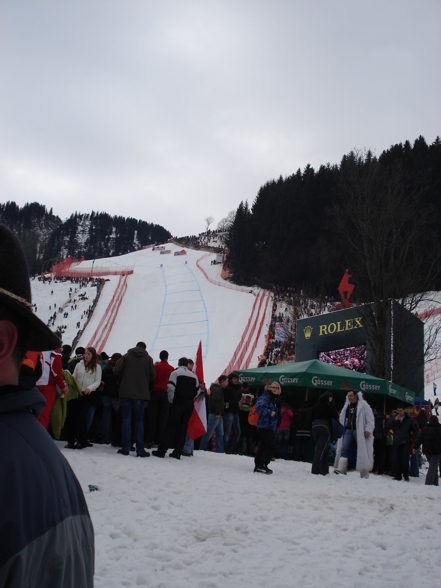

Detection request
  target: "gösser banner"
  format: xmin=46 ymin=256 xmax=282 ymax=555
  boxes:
xmin=234 ymin=359 xmax=415 ymax=405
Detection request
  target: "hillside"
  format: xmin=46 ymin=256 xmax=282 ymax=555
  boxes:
xmin=0 ymin=202 xmax=172 ymax=274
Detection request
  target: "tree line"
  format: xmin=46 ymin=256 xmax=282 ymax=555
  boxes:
xmin=226 ymin=135 xmax=441 ymax=301
xmin=0 ymin=203 xmax=171 ymax=274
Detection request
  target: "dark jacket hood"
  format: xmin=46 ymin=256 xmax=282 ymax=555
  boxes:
xmin=0 ymin=386 xmax=46 ymax=418
xmin=127 ymin=347 xmax=149 ymax=358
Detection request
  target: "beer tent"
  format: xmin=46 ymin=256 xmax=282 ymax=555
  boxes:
xmin=234 ymin=359 xmax=415 ymax=408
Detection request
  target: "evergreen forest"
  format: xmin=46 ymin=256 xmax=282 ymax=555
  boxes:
xmin=226 ymin=136 xmax=441 ymax=301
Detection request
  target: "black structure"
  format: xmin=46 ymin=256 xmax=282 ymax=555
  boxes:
xmin=296 ymin=302 xmax=424 ymax=397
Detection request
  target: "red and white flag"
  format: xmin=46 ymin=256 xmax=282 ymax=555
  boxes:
xmin=187 ymin=341 xmax=207 ymax=440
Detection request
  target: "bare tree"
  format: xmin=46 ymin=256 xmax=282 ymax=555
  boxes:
xmin=204 ymin=216 xmax=214 ymax=232
xmin=217 ymin=210 xmax=236 ymax=232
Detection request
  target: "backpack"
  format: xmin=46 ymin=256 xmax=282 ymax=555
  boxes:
xmin=248 ymin=404 xmax=259 ymax=426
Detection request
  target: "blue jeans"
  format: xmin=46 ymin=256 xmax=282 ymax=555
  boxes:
xmin=101 ymin=396 xmax=120 ymax=443
xmin=200 ymin=414 xmax=225 ymax=452
xmin=223 ymin=413 xmax=241 ymax=453
xmin=183 ymin=434 xmax=194 ymax=455
xmin=341 ymin=428 xmax=357 ymax=458
xmin=121 ymin=398 xmax=146 ymax=455
xmin=86 ymin=405 xmax=96 ymax=432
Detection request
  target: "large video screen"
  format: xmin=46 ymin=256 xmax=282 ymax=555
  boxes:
xmin=318 ymin=344 xmax=366 ymax=373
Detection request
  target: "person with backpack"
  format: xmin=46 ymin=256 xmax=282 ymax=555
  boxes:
xmin=412 ymin=415 xmax=441 ymax=486
xmin=253 ymin=381 xmax=281 ymax=475
xmin=311 ymin=391 xmax=339 ymax=475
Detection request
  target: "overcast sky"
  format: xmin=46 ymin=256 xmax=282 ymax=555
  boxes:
xmin=1 ymin=1 xmax=440 ymax=237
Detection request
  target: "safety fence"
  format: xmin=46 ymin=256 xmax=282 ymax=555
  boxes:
xmin=223 ymin=289 xmax=272 ymax=374
xmin=87 ymin=274 xmax=128 ymax=352
xmin=425 ymin=361 xmax=441 ymax=385
xmin=196 ymin=253 xmax=253 ymax=293
xmin=51 ymin=257 xmax=134 ymax=278
xmin=243 ymin=291 xmax=272 ymax=370
xmin=416 ymin=307 xmax=441 ymax=321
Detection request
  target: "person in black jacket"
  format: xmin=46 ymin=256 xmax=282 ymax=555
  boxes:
xmin=311 ymin=391 xmax=339 ymax=475
xmin=372 ymin=407 xmax=387 ymax=475
xmin=199 ymin=375 xmax=228 ymax=452
xmin=153 ymin=358 xmax=200 ymax=460
xmin=387 ymin=406 xmax=418 ymax=481
xmin=223 ymin=373 xmax=242 ymax=454
xmin=413 ymin=415 xmax=441 ymax=486
xmin=101 ymin=352 xmax=122 ymax=444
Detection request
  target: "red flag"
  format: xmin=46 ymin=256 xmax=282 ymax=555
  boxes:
xmin=187 ymin=341 xmax=207 ymax=440
xmin=193 ymin=340 xmax=204 ymax=386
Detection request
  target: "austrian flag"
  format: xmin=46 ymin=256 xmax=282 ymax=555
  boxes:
xmin=187 ymin=341 xmax=207 ymax=440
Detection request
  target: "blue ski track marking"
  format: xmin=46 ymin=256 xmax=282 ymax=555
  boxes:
xmin=149 ymin=260 xmax=209 ymax=365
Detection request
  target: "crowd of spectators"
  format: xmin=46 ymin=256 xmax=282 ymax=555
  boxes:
xmin=319 ymin=346 xmax=367 ymax=373
xmin=30 ymin=275 xmax=104 ymax=349
xmin=174 ymin=229 xmax=225 ymax=253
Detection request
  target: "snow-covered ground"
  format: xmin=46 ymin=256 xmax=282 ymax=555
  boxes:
xmin=58 ymin=443 xmax=441 ymax=588
xmin=29 ymin=246 xmax=441 ymax=587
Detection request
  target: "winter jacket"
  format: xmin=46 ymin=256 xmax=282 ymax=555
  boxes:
xmin=113 ymin=347 xmax=156 ymax=401
xmin=102 ymin=360 xmax=120 ymax=398
xmin=386 ymin=413 xmax=418 ymax=446
xmin=207 ymin=383 xmax=225 ymax=416
xmin=63 ymin=370 xmax=82 ymax=401
xmin=255 ymin=391 xmax=279 ymax=432
xmin=224 ymin=383 xmax=241 ymax=413
xmin=167 ymin=366 xmax=200 ymax=404
xmin=36 ymin=349 xmax=66 ymax=391
xmin=152 ymin=360 xmax=175 ymax=392
xmin=73 ymin=360 xmax=102 ymax=393
xmin=312 ymin=399 xmax=339 ymax=425
xmin=335 ymin=393 xmax=375 ymax=473
xmin=373 ymin=413 xmax=386 ymax=440
xmin=0 ymin=385 xmax=94 ymax=587
xmin=414 ymin=422 xmax=441 ymax=456
xmin=278 ymin=405 xmax=294 ymax=430
xmin=417 ymin=409 xmax=428 ymax=430
xmin=292 ymin=407 xmax=313 ymax=437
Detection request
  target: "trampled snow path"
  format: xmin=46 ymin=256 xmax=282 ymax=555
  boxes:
xmin=58 ymin=443 xmax=441 ymax=588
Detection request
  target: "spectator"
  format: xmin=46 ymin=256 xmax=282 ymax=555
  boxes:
xmin=199 ymin=375 xmax=228 ymax=453
xmin=254 ymin=381 xmax=281 ymax=474
xmin=372 ymin=408 xmax=387 ymax=476
xmin=36 ymin=347 xmax=69 ymax=430
xmin=311 ymin=391 xmax=339 ymax=475
xmin=413 ymin=415 xmax=441 ymax=486
xmin=145 ymin=350 xmax=174 ymax=448
xmin=0 ymin=223 xmax=94 ymax=586
xmin=386 ymin=406 xmax=418 ymax=482
xmin=113 ymin=342 xmax=156 ymax=457
xmin=100 ymin=352 xmax=122 ymax=445
xmin=66 ymin=347 xmax=102 ymax=449
xmin=153 ymin=358 xmax=200 ymax=460
xmin=334 ymin=390 xmax=374 ymax=479
xmin=223 ymin=373 xmax=242 ymax=454
xmin=277 ymin=401 xmax=294 ymax=460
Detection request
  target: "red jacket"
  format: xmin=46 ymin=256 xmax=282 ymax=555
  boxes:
xmin=152 ymin=360 xmax=174 ymax=392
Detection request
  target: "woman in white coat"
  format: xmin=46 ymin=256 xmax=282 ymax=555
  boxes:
xmin=66 ymin=347 xmax=102 ymax=449
xmin=334 ymin=390 xmax=375 ymax=478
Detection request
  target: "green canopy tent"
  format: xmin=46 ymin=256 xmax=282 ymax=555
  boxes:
xmin=234 ymin=359 xmax=415 ymax=409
